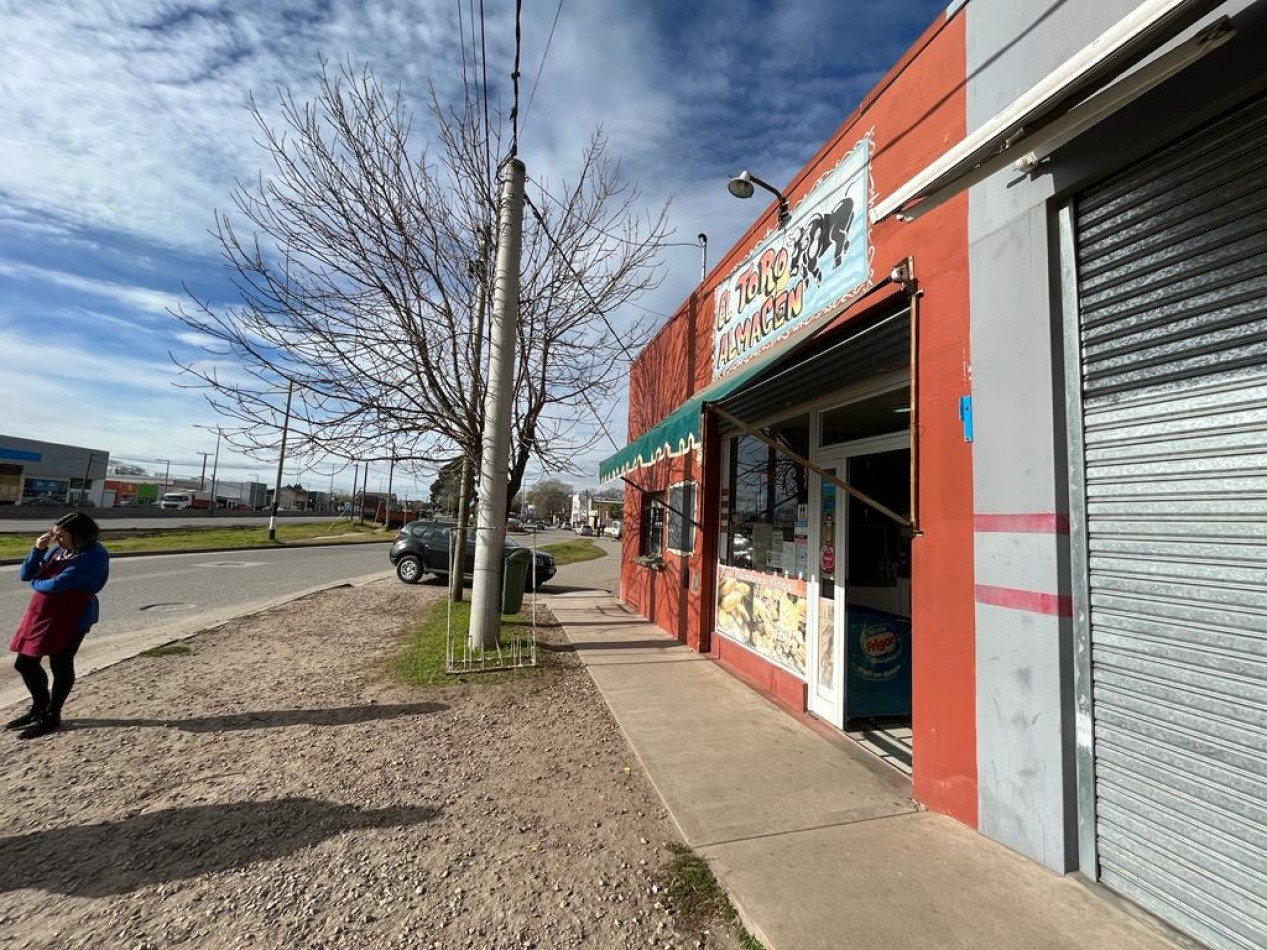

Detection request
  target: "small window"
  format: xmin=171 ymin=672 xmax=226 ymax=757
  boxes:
xmin=640 ymin=494 xmax=666 ymax=559
xmin=666 ymin=482 xmax=697 ymax=554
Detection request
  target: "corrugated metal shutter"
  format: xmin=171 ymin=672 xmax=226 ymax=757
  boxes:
xmin=1073 ymin=91 xmax=1267 ymax=950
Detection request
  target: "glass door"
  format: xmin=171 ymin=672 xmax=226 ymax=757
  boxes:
xmin=807 ymin=456 xmax=846 ymax=728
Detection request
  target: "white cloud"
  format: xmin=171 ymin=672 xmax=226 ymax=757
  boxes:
xmin=0 ymin=261 xmax=185 ymax=318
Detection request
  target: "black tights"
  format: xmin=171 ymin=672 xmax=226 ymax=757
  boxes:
xmin=14 ymin=629 xmax=88 ymax=717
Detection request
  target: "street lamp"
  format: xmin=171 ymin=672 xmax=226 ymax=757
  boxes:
xmin=727 ymin=170 xmax=791 ymax=227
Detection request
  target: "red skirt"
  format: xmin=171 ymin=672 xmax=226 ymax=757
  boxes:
xmin=9 ymin=590 xmax=92 ymax=657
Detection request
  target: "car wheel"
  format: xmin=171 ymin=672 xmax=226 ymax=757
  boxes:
xmin=396 ymin=556 xmax=422 ymax=584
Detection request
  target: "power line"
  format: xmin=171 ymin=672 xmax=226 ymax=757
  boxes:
xmin=456 ymin=0 xmax=473 ymax=111
xmin=510 ymin=0 xmax=522 ymax=159
xmin=477 ymin=0 xmax=492 ymax=188
xmin=526 ymin=172 xmax=703 ymax=253
xmin=521 ymin=0 xmax=565 ymax=134
xmin=521 ymin=192 xmax=641 ymax=365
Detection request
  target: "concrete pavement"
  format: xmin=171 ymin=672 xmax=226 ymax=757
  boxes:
xmin=544 ymin=587 xmax=1190 ymax=950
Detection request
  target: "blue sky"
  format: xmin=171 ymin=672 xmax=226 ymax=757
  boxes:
xmin=0 ymin=0 xmax=946 ymax=498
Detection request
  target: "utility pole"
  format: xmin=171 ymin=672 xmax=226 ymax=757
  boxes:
xmin=359 ymin=464 xmax=369 ymax=524
xmin=385 ymin=451 xmax=396 ymax=528
xmin=156 ymin=459 xmax=171 ymax=494
xmin=267 ymin=380 xmax=294 ymax=542
xmin=470 ymin=158 xmax=525 ymax=651
xmin=208 ymin=429 xmax=221 ymax=516
xmin=349 ymin=461 xmax=359 ymax=520
xmin=453 ymin=226 xmax=491 ymax=603
xmin=196 ymin=451 xmax=211 ymax=491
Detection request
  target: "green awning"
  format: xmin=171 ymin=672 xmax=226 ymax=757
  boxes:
xmin=599 ymin=350 xmax=790 ymax=483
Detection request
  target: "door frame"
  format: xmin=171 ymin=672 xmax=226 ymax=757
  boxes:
xmin=807 ymin=430 xmax=910 ymax=728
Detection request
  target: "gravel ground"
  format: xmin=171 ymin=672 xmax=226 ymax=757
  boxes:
xmin=0 ymin=580 xmax=747 ymax=950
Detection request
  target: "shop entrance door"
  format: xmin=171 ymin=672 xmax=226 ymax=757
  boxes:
xmin=807 ymin=456 xmax=846 ymax=728
xmin=808 ymin=434 xmax=912 ymax=730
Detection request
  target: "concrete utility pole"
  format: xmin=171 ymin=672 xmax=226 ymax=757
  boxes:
xmin=470 ymin=158 xmax=525 ymax=650
xmin=348 ymin=462 xmax=359 ymax=520
xmin=196 ymin=451 xmax=211 ymax=491
xmin=267 ymin=380 xmax=294 ymax=542
xmin=359 ymin=464 xmax=368 ymax=524
xmin=452 ymin=227 xmax=491 ymax=603
xmin=385 ymin=451 xmax=396 ymax=528
xmin=208 ymin=429 xmax=221 ymax=515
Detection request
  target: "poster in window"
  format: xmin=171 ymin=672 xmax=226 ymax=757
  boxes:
xmin=716 ymin=565 xmax=808 ymax=675
xmin=667 ymin=482 xmax=696 ymax=553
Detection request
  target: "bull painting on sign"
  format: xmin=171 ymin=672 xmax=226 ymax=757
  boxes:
xmin=712 ymin=136 xmax=871 ymax=378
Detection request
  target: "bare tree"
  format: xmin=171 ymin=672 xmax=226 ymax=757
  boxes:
xmin=173 ymin=61 xmax=670 ymax=505
xmin=525 ymin=478 xmax=573 ymax=522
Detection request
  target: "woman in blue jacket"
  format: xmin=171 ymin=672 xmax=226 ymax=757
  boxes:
xmin=7 ymin=512 xmax=110 ymax=739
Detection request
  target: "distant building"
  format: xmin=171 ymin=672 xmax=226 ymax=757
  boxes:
xmin=0 ymin=434 xmax=109 ymax=506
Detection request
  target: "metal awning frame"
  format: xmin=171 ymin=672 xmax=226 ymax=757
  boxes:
xmin=708 ymin=406 xmax=913 ymax=531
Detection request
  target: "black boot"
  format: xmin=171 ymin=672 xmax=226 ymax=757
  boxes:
xmin=5 ymin=705 xmax=45 ymax=730
xmin=17 ymin=710 xmax=61 ymax=740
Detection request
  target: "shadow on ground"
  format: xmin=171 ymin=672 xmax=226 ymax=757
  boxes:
xmin=540 ymin=639 xmax=681 ymax=652
xmin=0 ymin=799 xmax=438 ymax=896
xmin=69 ymin=701 xmax=447 ymax=733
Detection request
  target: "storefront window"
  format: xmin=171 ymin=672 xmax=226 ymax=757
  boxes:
xmin=819 ymin=385 xmax=910 ymax=446
xmin=640 ymin=494 xmax=665 ymax=558
xmin=716 ymin=414 xmax=811 ymax=675
xmin=722 ymin=414 xmax=809 ymax=578
xmin=666 ymin=482 xmax=696 ymax=554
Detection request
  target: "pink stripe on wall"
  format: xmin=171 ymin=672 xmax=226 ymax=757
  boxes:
xmin=973 ymin=513 xmax=1070 ymax=534
xmin=975 ymin=584 xmax=1073 ymax=617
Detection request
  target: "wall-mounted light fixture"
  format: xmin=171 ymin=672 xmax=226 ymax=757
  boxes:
xmin=727 ymin=170 xmax=791 ymax=227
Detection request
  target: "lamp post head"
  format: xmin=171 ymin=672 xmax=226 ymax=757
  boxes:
xmin=727 ymin=171 xmax=756 ymax=200
xmin=727 ymin=169 xmax=790 ymax=227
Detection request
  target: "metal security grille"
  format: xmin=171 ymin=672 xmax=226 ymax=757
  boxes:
xmin=1072 ymin=92 xmax=1267 ymax=950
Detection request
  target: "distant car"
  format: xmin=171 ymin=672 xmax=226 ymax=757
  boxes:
xmin=608 ymin=520 xmax=622 ymax=539
xmin=389 ymin=522 xmax=557 ymax=589
xmin=576 ymin=524 xmax=594 ymax=536
xmin=533 ymin=521 xmax=549 ymax=531
xmin=21 ymin=495 xmax=63 ymax=506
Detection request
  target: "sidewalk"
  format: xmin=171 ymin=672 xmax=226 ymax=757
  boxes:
xmin=543 ymin=588 xmax=1189 ymax=950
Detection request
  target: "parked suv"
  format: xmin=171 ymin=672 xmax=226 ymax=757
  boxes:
xmin=389 ymin=521 xmax=557 ymax=589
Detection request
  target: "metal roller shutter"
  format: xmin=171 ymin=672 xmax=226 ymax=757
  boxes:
xmin=1072 ymin=91 xmax=1267 ymax=950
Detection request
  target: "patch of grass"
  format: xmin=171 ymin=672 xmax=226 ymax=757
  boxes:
xmin=0 ymin=520 xmax=389 ymax=559
xmin=394 ymin=598 xmax=542 ymax=686
xmin=663 ymin=843 xmax=765 ymax=950
xmin=535 ymin=538 xmax=607 ymax=565
xmin=139 ymin=643 xmax=192 ymax=657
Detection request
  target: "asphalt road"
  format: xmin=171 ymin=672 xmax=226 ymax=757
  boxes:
xmin=1 ymin=543 xmax=392 ymax=664
xmin=0 ymin=514 xmax=339 ymax=533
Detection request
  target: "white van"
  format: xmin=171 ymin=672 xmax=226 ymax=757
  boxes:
xmin=160 ymin=492 xmax=194 ymax=510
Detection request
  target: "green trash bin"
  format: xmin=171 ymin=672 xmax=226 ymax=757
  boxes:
xmin=502 ymin=547 xmax=533 ymax=614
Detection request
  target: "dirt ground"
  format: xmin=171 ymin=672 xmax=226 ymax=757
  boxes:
xmin=0 ymin=581 xmax=747 ymax=950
